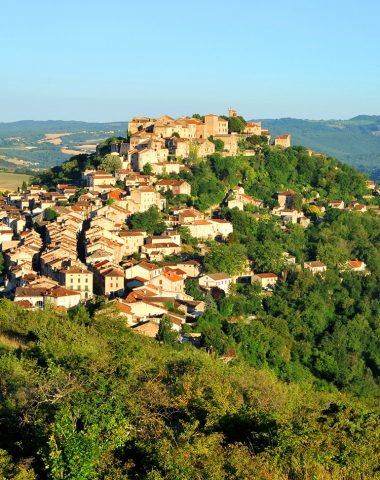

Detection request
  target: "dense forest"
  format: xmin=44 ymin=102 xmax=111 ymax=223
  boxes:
xmin=0 ymin=300 xmax=380 ymax=479
xmin=3 ymin=142 xmax=380 ymax=478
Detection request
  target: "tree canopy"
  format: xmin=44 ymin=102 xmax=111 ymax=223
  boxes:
xmin=99 ymin=154 xmax=122 ymax=173
xmin=0 ymin=299 xmax=379 ymax=479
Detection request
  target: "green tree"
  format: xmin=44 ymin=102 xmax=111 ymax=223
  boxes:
xmin=204 ymin=242 xmax=247 ymax=276
xmin=0 ymin=252 xmax=5 ymax=276
xmin=209 ymin=137 xmax=224 ymax=152
xmin=228 ymin=116 xmax=247 ymax=133
xmin=129 ymin=206 xmax=166 ymax=234
xmin=247 ymin=238 xmax=285 ymax=273
xmin=100 ymin=154 xmax=122 ymax=173
xmin=45 ymin=208 xmax=59 ymax=222
xmin=156 ymin=317 xmax=177 ymax=345
xmin=142 ymin=162 xmax=153 ymax=175
xmin=192 ymin=113 xmax=205 ymax=122
xmin=178 ymin=226 xmax=197 ymax=246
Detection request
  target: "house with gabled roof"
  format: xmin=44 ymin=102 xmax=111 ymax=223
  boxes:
xmin=149 ymin=271 xmax=185 ymax=298
xmin=125 ymin=261 xmax=163 ymax=281
xmin=59 ymin=264 xmax=93 ymax=301
xmin=91 ymin=260 xmax=125 ymax=297
xmin=244 ymin=121 xmax=262 ymax=135
xmin=328 ymin=200 xmax=345 ymax=209
xmin=343 ymin=260 xmax=367 ymax=272
xmin=253 ymin=273 xmax=278 ymax=289
xmin=304 ymin=261 xmax=327 ymax=275
xmin=156 ymin=179 xmax=191 ymax=196
xmin=277 ymin=189 xmax=297 ymax=208
xmin=228 ymin=186 xmax=262 ymax=210
xmin=199 ymin=272 xmax=232 ymax=294
xmin=274 ymin=134 xmax=291 ymax=148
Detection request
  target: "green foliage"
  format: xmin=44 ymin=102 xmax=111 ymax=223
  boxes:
xmin=0 ymin=253 xmax=5 ymax=276
xmin=45 ymin=208 xmax=59 ymax=222
xmin=129 ymin=206 xmax=166 ymax=235
xmin=223 ymin=208 xmax=258 ymax=238
xmin=246 ymin=135 xmax=269 ymax=147
xmin=228 ymin=115 xmax=247 ymax=133
xmin=178 ymin=226 xmax=197 ymax=246
xmin=204 ymin=242 xmax=247 ymax=276
xmin=191 ymin=113 xmax=205 ymax=122
xmin=156 ymin=317 xmax=177 ymax=345
xmin=247 ymin=237 xmax=285 ymax=273
xmin=189 ymin=161 xmax=225 ymax=211
xmin=142 ymin=162 xmax=153 ymax=175
xmin=185 ymin=278 xmax=206 ymax=301
xmin=0 ymin=300 xmax=379 ymax=478
xmin=99 ymin=154 xmax=122 ymax=173
xmin=209 ymin=137 xmax=224 ymax=152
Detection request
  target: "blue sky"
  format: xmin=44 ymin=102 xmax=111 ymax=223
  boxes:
xmin=2 ymin=0 xmax=380 ymax=121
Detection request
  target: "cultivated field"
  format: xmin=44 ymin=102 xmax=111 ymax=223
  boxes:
xmin=0 ymin=173 xmax=32 ymax=192
xmin=39 ymin=132 xmax=74 ymax=145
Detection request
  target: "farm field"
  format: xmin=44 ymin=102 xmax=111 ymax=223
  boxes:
xmin=0 ymin=172 xmax=31 ymax=192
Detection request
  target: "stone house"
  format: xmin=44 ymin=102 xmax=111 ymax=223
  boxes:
xmin=274 ymin=134 xmax=291 ymax=148
xmin=59 ymin=265 xmax=93 ymax=301
xmin=157 ymin=180 xmax=191 ymax=196
xmin=198 ymin=272 xmax=232 ymax=294
xmin=304 ymin=261 xmax=327 ymax=275
xmin=204 ymin=114 xmax=229 ymax=136
xmin=252 ymin=273 xmax=278 ymax=289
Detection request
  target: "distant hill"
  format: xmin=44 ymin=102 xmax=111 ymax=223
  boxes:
xmin=256 ymin=115 xmax=380 ymax=178
xmin=0 ymin=120 xmax=129 ymax=170
xmin=0 ymin=120 xmax=129 ymax=137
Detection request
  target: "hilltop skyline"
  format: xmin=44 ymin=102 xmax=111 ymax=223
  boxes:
xmin=2 ymin=0 xmax=380 ymax=122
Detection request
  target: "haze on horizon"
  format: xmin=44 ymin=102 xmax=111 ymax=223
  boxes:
xmin=2 ymin=0 xmax=380 ymax=123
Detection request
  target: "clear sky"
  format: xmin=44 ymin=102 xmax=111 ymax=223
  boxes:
xmin=2 ymin=0 xmax=380 ymax=122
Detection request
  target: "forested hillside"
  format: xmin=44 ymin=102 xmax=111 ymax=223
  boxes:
xmin=260 ymin=115 xmax=380 ymax=176
xmin=0 ymin=300 xmax=379 ymax=479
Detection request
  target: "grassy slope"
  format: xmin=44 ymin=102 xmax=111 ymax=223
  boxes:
xmin=0 ymin=172 xmax=31 ymax=191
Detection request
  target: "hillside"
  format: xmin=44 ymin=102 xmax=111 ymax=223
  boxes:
xmin=0 ymin=120 xmax=129 ymax=171
xmin=258 ymin=115 xmax=380 ymax=177
xmin=0 ymin=299 xmax=379 ymax=479
xmin=2 ymin=134 xmax=380 ymax=478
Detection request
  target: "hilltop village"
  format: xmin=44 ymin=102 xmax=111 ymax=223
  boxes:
xmin=0 ymin=109 xmax=377 ymax=339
